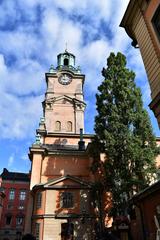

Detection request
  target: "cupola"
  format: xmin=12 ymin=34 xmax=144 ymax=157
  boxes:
xmin=48 ymin=50 xmax=81 ymax=74
xmin=57 ymin=50 xmax=76 ymax=71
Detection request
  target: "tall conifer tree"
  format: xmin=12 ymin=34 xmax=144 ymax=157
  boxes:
xmin=94 ymin=52 xmax=158 ymax=216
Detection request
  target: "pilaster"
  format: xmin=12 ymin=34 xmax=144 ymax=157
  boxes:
xmin=29 ymin=146 xmax=46 ymax=189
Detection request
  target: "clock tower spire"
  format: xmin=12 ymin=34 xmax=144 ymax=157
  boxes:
xmin=43 ymin=50 xmax=86 ymax=134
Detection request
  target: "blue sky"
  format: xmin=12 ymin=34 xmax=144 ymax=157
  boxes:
xmin=0 ymin=0 xmax=159 ymax=174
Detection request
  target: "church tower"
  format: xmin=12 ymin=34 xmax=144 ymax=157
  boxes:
xmin=44 ymin=50 xmax=86 ymax=134
xmin=26 ymin=51 xmax=96 ymax=240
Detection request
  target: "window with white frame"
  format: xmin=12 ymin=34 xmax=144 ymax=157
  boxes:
xmin=19 ymin=190 xmax=26 ymax=200
xmin=9 ymin=189 xmax=15 ymax=200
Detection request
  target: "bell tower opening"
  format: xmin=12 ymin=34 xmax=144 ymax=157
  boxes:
xmin=64 ymin=58 xmax=69 ymax=66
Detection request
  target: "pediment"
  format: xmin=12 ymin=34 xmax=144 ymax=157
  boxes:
xmin=53 ymin=95 xmax=74 ymax=105
xmin=45 ymin=95 xmax=85 ymax=106
xmin=42 ymin=175 xmax=92 ymax=189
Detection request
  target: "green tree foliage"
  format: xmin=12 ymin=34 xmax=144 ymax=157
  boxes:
xmin=94 ymin=52 xmax=159 ymax=216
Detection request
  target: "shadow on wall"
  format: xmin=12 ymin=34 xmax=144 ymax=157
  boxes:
xmin=43 ymin=147 xmax=90 ymax=180
xmin=73 ymin=190 xmax=94 ymax=239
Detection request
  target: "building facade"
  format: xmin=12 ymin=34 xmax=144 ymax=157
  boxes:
xmin=120 ymin=0 xmax=160 ymax=127
xmin=130 ymin=180 xmax=160 ymax=240
xmin=0 ymin=189 xmax=5 ymax=222
xmin=25 ymin=51 xmax=98 ymax=240
xmin=0 ymin=168 xmax=30 ymax=240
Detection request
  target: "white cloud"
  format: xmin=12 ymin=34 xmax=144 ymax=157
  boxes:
xmin=8 ymin=154 xmax=15 ymax=167
xmin=82 ymin=40 xmax=110 ymax=67
xmin=0 ymin=1 xmax=17 ymax=26
xmin=0 ymin=0 xmax=157 ymax=142
xmin=0 ymin=54 xmax=8 ymax=90
xmin=0 ymin=92 xmax=43 ymax=139
xmin=0 ymin=0 xmax=159 ymax=174
xmin=21 ymin=154 xmax=29 ymax=162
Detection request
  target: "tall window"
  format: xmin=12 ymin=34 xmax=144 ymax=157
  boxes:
xmin=35 ymin=223 xmax=40 ymax=240
xmin=67 ymin=121 xmax=72 ymax=132
xmin=55 ymin=121 xmax=61 ymax=131
xmin=61 ymin=192 xmax=74 ymax=208
xmin=19 ymin=190 xmax=26 ymax=200
xmin=36 ymin=192 xmax=42 ymax=209
xmin=152 ymin=5 xmax=160 ymax=41
xmin=9 ymin=189 xmax=15 ymax=200
xmin=6 ymin=215 xmax=12 ymax=225
xmin=16 ymin=216 xmax=23 ymax=225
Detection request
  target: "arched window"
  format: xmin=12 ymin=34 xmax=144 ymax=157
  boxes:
xmin=67 ymin=121 xmax=72 ymax=132
xmin=55 ymin=121 xmax=61 ymax=131
xmin=64 ymin=58 xmax=69 ymax=66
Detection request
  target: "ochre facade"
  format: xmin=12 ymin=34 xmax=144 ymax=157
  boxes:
xmin=120 ymin=0 xmax=160 ymax=127
xmin=25 ymin=51 xmax=97 ymax=240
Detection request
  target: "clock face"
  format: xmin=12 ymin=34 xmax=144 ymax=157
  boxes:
xmin=58 ymin=74 xmax=72 ymax=85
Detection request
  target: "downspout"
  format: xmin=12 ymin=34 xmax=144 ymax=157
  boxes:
xmin=31 ymin=191 xmax=35 ymax=235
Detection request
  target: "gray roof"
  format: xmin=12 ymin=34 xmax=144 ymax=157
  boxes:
xmin=1 ymin=168 xmax=30 ymax=182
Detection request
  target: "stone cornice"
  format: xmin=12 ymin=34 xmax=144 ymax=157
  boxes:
xmin=32 ymin=174 xmax=93 ymax=191
xmin=45 ymin=71 xmax=85 ymax=80
xmin=29 ymin=143 xmax=90 ymax=159
xmin=47 ymin=150 xmax=86 ymax=156
xmin=28 ymin=146 xmax=46 ymax=161
xmin=33 ymin=185 xmax=92 ymax=191
xmin=45 ymin=132 xmax=94 ymax=138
